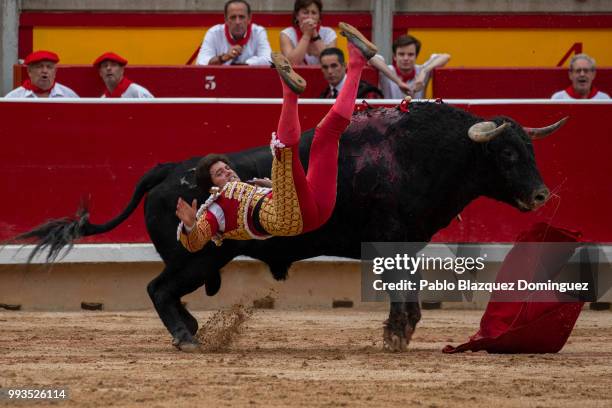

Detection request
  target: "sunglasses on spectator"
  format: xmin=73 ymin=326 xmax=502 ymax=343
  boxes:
xmin=570 ymin=68 xmax=595 ymax=73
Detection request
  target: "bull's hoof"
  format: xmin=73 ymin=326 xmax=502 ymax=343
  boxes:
xmin=383 ymin=321 xmax=409 ymax=352
xmin=405 ymin=325 xmax=415 ymax=344
xmin=383 ymin=334 xmax=407 ymax=353
xmin=179 ymin=341 xmax=201 ymax=353
xmin=172 ymin=337 xmax=201 ymax=353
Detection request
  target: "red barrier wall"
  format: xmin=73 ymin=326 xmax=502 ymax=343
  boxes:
xmin=14 ymin=65 xmax=612 ymax=99
xmin=433 ymin=68 xmax=612 ymax=99
xmin=0 ymin=101 xmax=610 ymax=244
xmin=13 ymin=65 xmax=380 ymax=99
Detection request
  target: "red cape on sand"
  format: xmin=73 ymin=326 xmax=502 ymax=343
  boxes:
xmin=443 ymin=222 xmax=584 ymax=354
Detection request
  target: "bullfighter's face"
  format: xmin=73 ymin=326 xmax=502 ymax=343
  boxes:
xmin=27 ymin=61 xmax=56 ymax=92
xmin=225 ymin=2 xmax=251 ymax=39
xmin=98 ymin=60 xmax=125 ymax=91
xmin=210 ymin=161 xmax=240 ymax=188
xmin=569 ymin=58 xmax=596 ymax=97
xmin=393 ymin=44 xmax=417 ymax=73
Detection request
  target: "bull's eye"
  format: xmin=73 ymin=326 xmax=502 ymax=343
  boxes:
xmin=501 ymin=148 xmax=517 ymax=162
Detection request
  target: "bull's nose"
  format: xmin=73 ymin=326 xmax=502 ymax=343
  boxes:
xmin=532 ymin=186 xmax=550 ymax=207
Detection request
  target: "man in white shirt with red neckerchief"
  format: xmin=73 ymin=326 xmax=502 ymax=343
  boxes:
xmin=196 ymin=0 xmax=272 ymax=66
xmin=551 ymin=53 xmax=610 ymax=100
xmin=93 ymin=52 xmax=154 ymax=98
xmin=5 ymin=50 xmax=79 ymax=98
xmin=375 ymin=34 xmax=450 ymax=100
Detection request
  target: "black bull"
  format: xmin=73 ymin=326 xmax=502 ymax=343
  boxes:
xmin=16 ymin=102 xmax=566 ymax=352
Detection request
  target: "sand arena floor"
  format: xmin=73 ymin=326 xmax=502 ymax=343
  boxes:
xmin=1 ymin=308 xmax=611 ymax=407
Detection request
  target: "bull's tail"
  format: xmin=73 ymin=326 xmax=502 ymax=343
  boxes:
xmin=12 ymin=163 xmax=176 ymax=263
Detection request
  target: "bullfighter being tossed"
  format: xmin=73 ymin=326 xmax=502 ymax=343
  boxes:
xmin=175 ymin=23 xmax=378 ymax=251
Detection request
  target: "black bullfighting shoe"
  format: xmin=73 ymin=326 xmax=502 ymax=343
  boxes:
xmin=271 ymin=52 xmax=306 ymax=94
xmin=339 ymin=22 xmax=378 ymax=59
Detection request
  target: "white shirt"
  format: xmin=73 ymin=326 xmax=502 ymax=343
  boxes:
xmin=101 ymin=82 xmax=154 ymax=98
xmin=327 ymin=74 xmax=346 ymax=96
xmin=379 ymin=54 xmax=440 ymax=99
xmin=551 ymin=89 xmax=610 ymax=100
xmin=196 ymin=23 xmax=272 ymax=66
xmin=281 ymin=26 xmax=337 ymax=65
xmin=5 ymin=82 xmax=79 ymax=98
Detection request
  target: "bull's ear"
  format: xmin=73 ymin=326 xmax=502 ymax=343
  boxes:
xmin=523 ymin=116 xmax=569 ymax=140
xmin=468 ymin=121 xmax=509 ymax=143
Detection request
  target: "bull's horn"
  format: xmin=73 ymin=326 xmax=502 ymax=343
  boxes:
xmin=523 ymin=116 xmax=569 ymax=140
xmin=468 ymin=121 xmax=509 ymax=143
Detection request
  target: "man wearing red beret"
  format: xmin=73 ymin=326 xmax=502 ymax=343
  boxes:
xmin=94 ymin=52 xmax=153 ymax=98
xmin=5 ymin=50 xmax=79 ymax=98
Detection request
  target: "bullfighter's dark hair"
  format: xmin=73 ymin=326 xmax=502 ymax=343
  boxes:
xmin=320 ymin=47 xmax=345 ymax=64
xmin=196 ymin=153 xmax=233 ymax=192
xmin=292 ymin=0 xmax=323 ymax=25
xmin=224 ymin=0 xmax=251 ymax=16
xmin=392 ymin=35 xmax=421 ymax=56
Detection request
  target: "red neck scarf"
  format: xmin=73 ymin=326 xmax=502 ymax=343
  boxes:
xmin=105 ymin=77 xmax=132 ymax=98
xmin=565 ymin=85 xmax=599 ymax=99
xmin=224 ymin=23 xmax=252 ymax=46
xmin=393 ymin=62 xmax=415 ymax=82
xmin=293 ymin=22 xmax=322 ymax=43
xmin=22 ymin=79 xmax=55 ymax=95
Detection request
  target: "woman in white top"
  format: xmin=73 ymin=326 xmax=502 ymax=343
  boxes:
xmin=280 ymin=0 xmax=337 ymax=65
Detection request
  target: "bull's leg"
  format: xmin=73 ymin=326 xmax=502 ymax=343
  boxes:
xmin=382 ymin=259 xmax=423 ymax=349
xmin=174 ymin=268 xmax=220 ymax=335
xmin=176 ymin=299 xmax=199 ymax=336
xmin=148 ymin=244 xmax=239 ymax=352
xmin=384 ymin=301 xmax=422 ymax=352
xmin=405 ymin=301 xmax=422 ymax=342
xmin=384 ymin=302 xmax=408 ymax=352
xmin=147 ymin=262 xmax=211 ymax=352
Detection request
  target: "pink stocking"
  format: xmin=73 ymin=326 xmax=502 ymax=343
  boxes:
xmin=275 ymin=81 xmax=301 ymax=146
xmin=331 ymin=42 xmax=367 ymax=120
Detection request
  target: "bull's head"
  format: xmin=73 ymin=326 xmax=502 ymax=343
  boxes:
xmin=467 ymin=117 xmax=568 ymax=211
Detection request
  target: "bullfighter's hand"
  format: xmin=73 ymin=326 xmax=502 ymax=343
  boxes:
xmin=176 ymin=197 xmax=197 ymax=228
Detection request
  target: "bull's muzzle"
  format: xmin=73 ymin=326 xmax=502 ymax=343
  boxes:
xmin=517 ymin=185 xmax=550 ymax=210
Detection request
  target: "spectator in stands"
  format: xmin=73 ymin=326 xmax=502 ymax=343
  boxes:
xmin=196 ymin=0 xmax=271 ymax=66
xmin=551 ymin=53 xmax=610 ymax=100
xmin=319 ymin=47 xmax=383 ymax=99
xmin=280 ymin=0 xmax=336 ymax=65
xmin=94 ymin=52 xmax=154 ymax=98
xmin=372 ymin=34 xmax=450 ymax=99
xmin=5 ymin=50 xmax=79 ymax=98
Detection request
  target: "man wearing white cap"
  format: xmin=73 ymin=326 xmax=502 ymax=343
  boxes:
xmin=93 ymin=52 xmax=154 ymax=98
xmin=5 ymin=50 xmax=79 ymax=98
